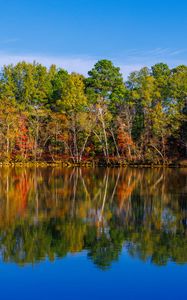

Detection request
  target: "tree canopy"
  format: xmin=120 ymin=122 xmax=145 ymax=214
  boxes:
xmin=0 ymin=60 xmax=186 ymax=163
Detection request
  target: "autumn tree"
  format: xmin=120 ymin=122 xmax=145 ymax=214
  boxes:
xmin=86 ymin=60 xmax=126 ymax=161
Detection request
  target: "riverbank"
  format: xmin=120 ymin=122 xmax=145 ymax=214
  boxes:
xmin=0 ymin=159 xmax=186 ymax=168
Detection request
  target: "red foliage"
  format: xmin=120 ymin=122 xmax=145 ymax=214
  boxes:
xmin=117 ymin=123 xmax=134 ymax=157
xmin=15 ymin=115 xmax=33 ymax=157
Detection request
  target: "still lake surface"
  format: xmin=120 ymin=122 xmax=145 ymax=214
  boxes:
xmin=0 ymin=167 xmax=186 ymax=299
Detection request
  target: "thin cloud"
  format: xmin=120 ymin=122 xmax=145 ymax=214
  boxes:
xmin=0 ymin=52 xmax=144 ymax=78
xmin=0 ymin=51 xmax=186 ymax=79
xmin=169 ymin=49 xmax=187 ymax=56
xmin=0 ymin=52 xmax=96 ymax=75
xmin=124 ymin=48 xmax=187 ymax=58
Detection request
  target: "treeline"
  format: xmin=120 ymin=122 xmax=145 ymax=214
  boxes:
xmin=0 ymin=60 xmax=186 ymax=163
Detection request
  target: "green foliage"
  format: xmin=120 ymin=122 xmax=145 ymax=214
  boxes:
xmin=86 ymin=59 xmax=126 ymax=114
xmin=57 ymin=73 xmax=88 ymax=112
xmin=0 ymin=60 xmax=186 ymax=162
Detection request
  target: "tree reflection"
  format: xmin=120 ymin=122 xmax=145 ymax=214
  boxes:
xmin=0 ymin=167 xmax=186 ymax=269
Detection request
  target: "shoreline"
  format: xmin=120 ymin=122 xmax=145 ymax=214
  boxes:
xmin=0 ymin=160 xmax=186 ymax=168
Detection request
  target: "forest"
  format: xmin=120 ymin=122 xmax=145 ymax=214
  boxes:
xmin=0 ymin=60 xmax=186 ymax=164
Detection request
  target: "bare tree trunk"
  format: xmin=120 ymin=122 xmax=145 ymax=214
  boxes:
xmin=79 ymin=134 xmax=90 ymax=162
xmin=127 ymin=144 xmax=132 ymax=160
xmin=110 ymin=129 xmax=120 ymax=158
xmin=93 ymin=130 xmax=107 ymax=157
xmin=34 ymin=120 xmax=39 ymax=162
xmin=98 ymin=108 xmax=109 ymax=163
xmin=151 ymin=144 xmax=165 ymax=163
xmin=72 ymin=115 xmax=79 ymax=162
xmin=6 ymin=124 xmax=10 ymax=160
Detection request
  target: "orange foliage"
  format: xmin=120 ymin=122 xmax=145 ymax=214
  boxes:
xmin=15 ymin=115 xmax=33 ymax=157
xmin=15 ymin=173 xmax=31 ymax=216
xmin=117 ymin=179 xmax=136 ymax=209
xmin=117 ymin=123 xmax=134 ymax=157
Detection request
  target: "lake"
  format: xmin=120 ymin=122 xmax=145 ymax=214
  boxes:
xmin=0 ymin=167 xmax=187 ymax=300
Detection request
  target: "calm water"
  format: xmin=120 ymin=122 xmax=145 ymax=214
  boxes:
xmin=0 ymin=167 xmax=187 ymax=300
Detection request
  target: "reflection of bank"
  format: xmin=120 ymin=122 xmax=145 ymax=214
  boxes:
xmin=0 ymin=167 xmax=186 ymax=268
xmin=0 ymin=167 xmax=186 ymax=225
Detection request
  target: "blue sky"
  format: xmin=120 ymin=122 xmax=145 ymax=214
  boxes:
xmin=0 ymin=0 xmax=187 ymax=77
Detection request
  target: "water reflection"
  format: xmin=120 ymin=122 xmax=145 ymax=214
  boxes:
xmin=0 ymin=167 xmax=186 ymax=269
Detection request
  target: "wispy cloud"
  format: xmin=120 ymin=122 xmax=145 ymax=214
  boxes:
xmin=124 ymin=48 xmax=187 ymax=58
xmin=0 ymin=52 xmax=96 ymax=75
xmin=0 ymin=48 xmax=186 ymax=79
xmin=119 ymin=64 xmax=145 ymax=77
xmin=169 ymin=49 xmax=186 ymax=56
xmin=0 ymin=52 xmax=144 ymax=78
xmin=117 ymin=47 xmax=187 ymax=77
